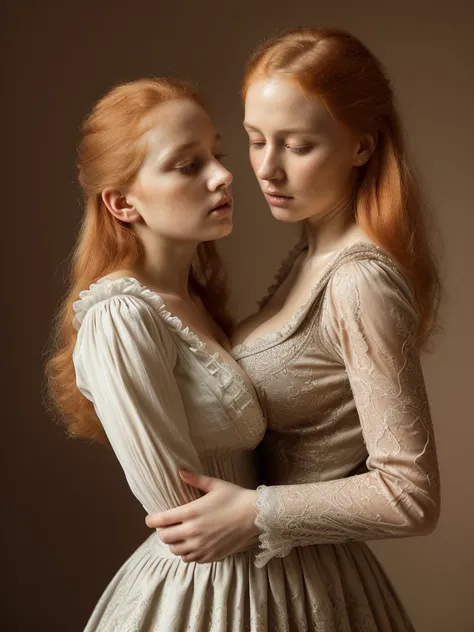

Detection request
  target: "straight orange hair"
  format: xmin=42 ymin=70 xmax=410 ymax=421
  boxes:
xmin=46 ymin=78 xmax=231 ymax=444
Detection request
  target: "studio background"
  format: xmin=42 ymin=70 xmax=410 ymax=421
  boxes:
xmin=3 ymin=1 xmax=473 ymax=630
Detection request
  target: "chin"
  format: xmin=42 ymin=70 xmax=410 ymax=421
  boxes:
xmin=269 ymin=206 xmax=301 ymax=223
xmin=203 ymin=220 xmax=233 ymax=241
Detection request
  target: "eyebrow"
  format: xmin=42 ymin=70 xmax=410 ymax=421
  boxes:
xmin=243 ymin=123 xmax=315 ymax=134
xmin=163 ymin=133 xmax=222 ymax=160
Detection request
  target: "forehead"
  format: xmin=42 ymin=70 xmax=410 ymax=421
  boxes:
xmin=144 ymin=99 xmax=215 ymax=151
xmin=244 ymin=76 xmax=333 ymax=132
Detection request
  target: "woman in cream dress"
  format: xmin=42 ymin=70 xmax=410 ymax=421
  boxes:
xmin=147 ymin=28 xmax=441 ymax=632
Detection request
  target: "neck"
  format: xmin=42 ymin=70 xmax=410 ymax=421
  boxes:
xmin=303 ymin=197 xmax=357 ymax=257
xmin=136 ymin=231 xmax=198 ymax=297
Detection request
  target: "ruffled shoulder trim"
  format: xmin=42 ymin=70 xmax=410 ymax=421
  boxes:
xmin=72 ymin=276 xmax=206 ymax=353
xmin=73 ymin=276 xmax=262 ymax=427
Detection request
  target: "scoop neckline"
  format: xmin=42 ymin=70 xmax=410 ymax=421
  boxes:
xmin=231 ymin=241 xmax=393 ymax=359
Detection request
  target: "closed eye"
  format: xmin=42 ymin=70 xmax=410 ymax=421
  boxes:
xmin=286 ymin=145 xmax=312 ymax=155
xmin=176 ymin=160 xmax=201 ymax=175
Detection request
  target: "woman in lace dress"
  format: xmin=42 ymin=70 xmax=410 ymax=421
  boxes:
xmin=46 ymin=78 xmax=332 ymax=630
xmin=147 ymin=28 xmax=441 ymax=631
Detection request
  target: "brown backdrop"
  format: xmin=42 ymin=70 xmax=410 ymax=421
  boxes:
xmin=3 ymin=0 xmax=473 ymax=630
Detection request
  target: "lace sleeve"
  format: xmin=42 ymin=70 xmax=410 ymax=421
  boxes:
xmin=254 ymin=259 xmax=440 ymax=567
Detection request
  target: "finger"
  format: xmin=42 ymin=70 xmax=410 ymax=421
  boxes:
xmin=179 ymin=470 xmax=218 ymax=493
xmin=145 ymin=508 xmax=184 ymax=529
xmin=181 ymin=554 xmax=197 ymax=563
xmin=159 ymin=525 xmax=191 ymax=545
xmin=169 ymin=541 xmax=197 ymax=557
xmin=181 ymin=554 xmax=205 ymax=564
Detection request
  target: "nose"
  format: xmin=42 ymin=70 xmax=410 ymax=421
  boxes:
xmin=255 ymin=146 xmax=284 ymax=181
xmin=209 ymin=161 xmax=233 ymax=190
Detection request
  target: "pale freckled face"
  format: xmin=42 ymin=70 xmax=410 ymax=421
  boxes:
xmin=244 ymin=76 xmax=360 ymax=222
xmin=127 ymin=99 xmax=234 ymax=243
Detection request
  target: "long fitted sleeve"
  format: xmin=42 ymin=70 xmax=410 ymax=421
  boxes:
xmin=254 ymin=259 xmax=440 ymax=567
xmin=73 ymin=293 xmax=203 ymax=515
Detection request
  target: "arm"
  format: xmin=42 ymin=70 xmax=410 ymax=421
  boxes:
xmin=253 ymin=260 xmax=440 ymax=566
xmin=74 ymin=294 xmax=203 ymax=514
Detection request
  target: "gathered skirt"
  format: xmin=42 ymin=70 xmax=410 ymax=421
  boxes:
xmin=85 ymin=533 xmax=414 ymax=631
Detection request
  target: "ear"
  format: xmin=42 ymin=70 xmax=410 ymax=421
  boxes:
xmin=101 ymin=188 xmax=141 ymax=223
xmin=353 ymin=133 xmax=377 ymax=167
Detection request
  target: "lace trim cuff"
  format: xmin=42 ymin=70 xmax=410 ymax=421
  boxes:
xmin=253 ymin=485 xmax=293 ymax=568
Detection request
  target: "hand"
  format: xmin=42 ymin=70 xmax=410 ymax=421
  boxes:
xmin=145 ymin=469 xmax=260 ymax=563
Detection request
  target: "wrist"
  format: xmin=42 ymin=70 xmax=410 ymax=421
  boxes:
xmin=242 ymin=489 xmax=259 ymax=537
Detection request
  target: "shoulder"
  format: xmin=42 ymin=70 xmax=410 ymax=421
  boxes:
xmin=72 ymin=278 xmax=180 ymax=370
xmin=73 ymin=277 xmax=167 ymax=329
xmin=72 ymin=277 xmax=178 ymax=357
xmin=324 ymin=249 xmax=419 ymax=339
xmin=329 ymin=248 xmax=414 ymax=307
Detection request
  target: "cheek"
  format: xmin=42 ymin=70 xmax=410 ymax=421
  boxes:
xmin=249 ymin=150 xmax=261 ymax=174
xmin=167 ymin=184 xmax=193 ymax=204
xmin=158 ymin=179 xmax=201 ymax=208
xmin=133 ymin=174 xmax=168 ymax=207
xmin=293 ymin=155 xmax=330 ymax=191
xmin=298 ymin=150 xmax=351 ymax=192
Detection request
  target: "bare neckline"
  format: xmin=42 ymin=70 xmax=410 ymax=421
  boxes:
xmin=231 ymin=242 xmax=394 ymax=359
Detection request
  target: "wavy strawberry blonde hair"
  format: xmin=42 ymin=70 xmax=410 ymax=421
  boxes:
xmin=46 ymin=78 xmax=232 ymax=444
xmin=243 ymin=27 xmax=441 ymax=345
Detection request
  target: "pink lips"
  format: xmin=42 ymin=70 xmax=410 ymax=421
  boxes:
xmin=209 ymin=195 xmax=233 ymax=215
xmin=264 ymin=192 xmax=293 ymax=207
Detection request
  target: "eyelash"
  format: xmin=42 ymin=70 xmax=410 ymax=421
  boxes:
xmin=248 ymin=141 xmax=311 ymax=155
xmin=177 ymin=161 xmax=200 ymax=175
xmin=177 ymin=153 xmax=226 ymax=175
xmin=289 ymin=145 xmax=311 ymax=155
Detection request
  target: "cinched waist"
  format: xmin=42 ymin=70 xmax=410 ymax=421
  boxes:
xmin=148 ymin=532 xmax=258 ymax=565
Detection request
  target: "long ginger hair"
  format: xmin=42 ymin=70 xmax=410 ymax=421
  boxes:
xmin=243 ymin=27 xmax=440 ymax=345
xmin=46 ymin=78 xmax=232 ymax=444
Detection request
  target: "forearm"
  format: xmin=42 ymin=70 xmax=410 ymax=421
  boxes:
xmin=253 ymin=470 xmax=439 ymax=566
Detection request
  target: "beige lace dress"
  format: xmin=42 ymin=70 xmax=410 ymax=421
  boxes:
xmin=232 ymin=242 xmax=440 ymax=631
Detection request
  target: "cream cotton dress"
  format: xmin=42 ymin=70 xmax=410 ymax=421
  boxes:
xmin=74 ymin=277 xmax=328 ymax=631
xmin=232 ymin=242 xmax=440 ymax=631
